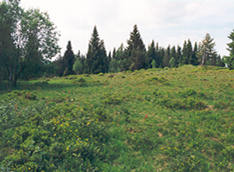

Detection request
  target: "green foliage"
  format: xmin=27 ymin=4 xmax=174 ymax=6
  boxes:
xmin=87 ymin=26 xmax=109 ymax=74
xmin=0 ymin=1 xmax=60 ymax=87
xmin=224 ymin=29 xmax=234 ymax=69
xmin=62 ymin=41 xmax=75 ymax=75
xmin=0 ymin=102 xmax=109 ymax=171
xmin=126 ymin=25 xmax=146 ymax=70
xmin=198 ymin=33 xmax=219 ymax=66
xmin=169 ymin=57 xmax=176 ymax=68
xmin=0 ymin=66 xmax=233 ymax=171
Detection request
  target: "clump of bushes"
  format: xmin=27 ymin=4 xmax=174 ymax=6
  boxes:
xmin=148 ymin=76 xmax=168 ymax=83
xmin=7 ymin=91 xmax=37 ymax=101
xmin=156 ymin=97 xmax=207 ymax=110
xmin=178 ymin=88 xmax=206 ymax=98
xmin=103 ymin=94 xmax=124 ymax=105
xmin=0 ymin=103 xmax=110 ymax=171
xmin=24 ymin=92 xmax=37 ymax=100
xmin=73 ymin=77 xmax=87 ymax=87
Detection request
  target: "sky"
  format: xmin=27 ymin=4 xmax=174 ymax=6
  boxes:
xmin=20 ymin=0 xmax=234 ymax=57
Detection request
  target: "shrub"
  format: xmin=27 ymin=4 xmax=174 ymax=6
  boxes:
xmin=179 ymin=88 xmax=206 ymax=98
xmin=0 ymin=103 xmax=110 ymax=171
xmin=156 ymin=97 xmax=207 ymax=110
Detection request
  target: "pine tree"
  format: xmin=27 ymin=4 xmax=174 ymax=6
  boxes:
xmin=112 ymin=48 xmax=117 ymax=59
xmin=198 ymin=33 xmax=218 ymax=66
xmin=170 ymin=46 xmax=177 ymax=67
xmin=87 ymin=26 xmax=108 ymax=74
xmin=126 ymin=25 xmax=146 ymax=70
xmin=177 ymin=45 xmax=182 ymax=66
xmin=158 ymin=48 xmax=165 ymax=68
xmin=187 ymin=39 xmax=193 ymax=64
xmin=155 ymin=42 xmax=162 ymax=67
xmin=224 ymin=30 xmax=234 ymax=69
xmin=163 ymin=46 xmax=171 ymax=67
xmin=191 ymin=42 xmax=199 ymax=65
xmin=146 ymin=41 xmax=156 ymax=68
xmin=63 ymin=41 xmax=75 ymax=75
xmin=169 ymin=57 xmax=176 ymax=68
xmin=182 ymin=39 xmax=193 ymax=64
xmin=182 ymin=40 xmax=188 ymax=64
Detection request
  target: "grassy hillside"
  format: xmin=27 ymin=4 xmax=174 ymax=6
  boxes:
xmin=0 ymin=65 xmax=233 ymax=171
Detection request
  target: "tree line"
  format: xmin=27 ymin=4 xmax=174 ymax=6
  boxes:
xmin=0 ymin=0 xmax=233 ymax=87
xmin=56 ymin=25 xmax=228 ymax=76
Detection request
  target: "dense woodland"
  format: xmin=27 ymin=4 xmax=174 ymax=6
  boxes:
xmin=0 ymin=0 xmax=233 ymax=87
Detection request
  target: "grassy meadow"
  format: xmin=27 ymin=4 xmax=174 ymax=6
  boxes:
xmin=0 ymin=65 xmax=233 ymax=171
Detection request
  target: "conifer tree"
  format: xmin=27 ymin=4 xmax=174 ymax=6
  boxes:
xmin=155 ymin=43 xmax=163 ymax=67
xmin=187 ymin=39 xmax=193 ymax=64
xmin=146 ymin=41 xmax=156 ymax=68
xmin=169 ymin=57 xmax=176 ymax=68
xmin=224 ymin=29 xmax=234 ymax=69
xmin=182 ymin=39 xmax=193 ymax=64
xmin=63 ymin=41 xmax=75 ymax=75
xmin=158 ymin=48 xmax=165 ymax=68
xmin=126 ymin=25 xmax=146 ymax=70
xmin=177 ymin=45 xmax=182 ymax=66
xmin=191 ymin=42 xmax=199 ymax=65
xmin=170 ymin=46 xmax=177 ymax=67
xmin=198 ymin=33 xmax=218 ymax=66
xmin=87 ymin=26 xmax=108 ymax=74
xmin=163 ymin=46 xmax=171 ymax=67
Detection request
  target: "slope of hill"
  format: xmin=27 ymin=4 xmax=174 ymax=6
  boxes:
xmin=0 ymin=65 xmax=233 ymax=171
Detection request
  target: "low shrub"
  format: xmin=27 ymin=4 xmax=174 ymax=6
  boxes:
xmin=178 ymin=88 xmax=206 ymax=98
xmin=0 ymin=103 xmax=110 ymax=171
xmin=156 ymin=97 xmax=207 ymax=110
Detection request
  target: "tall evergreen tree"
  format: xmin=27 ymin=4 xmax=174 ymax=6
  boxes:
xmin=191 ymin=42 xmax=199 ymax=65
xmin=155 ymin=42 xmax=162 ymax=67
xmin=177 ymin=45 xmax=182 ymax=66
xmin=224 ymin=29 xmax=234 ymax=69
xmin=87 ymin=26 xmax=108 ymax=74
xmin=126 ymin=25 xmax=146 ymax=70
xmin=158 ymin=48 xmax=165 ymax=68
xmin=182 ymin=40 xmax=188 ymax=64
xmin=170 ymin=46 xmax=177 ymax=67
xmin=187 ymin=39 xmax=193 ymax=64
xmin=163 ymin=46 xmax=171 ymax=67
xmin=147 ymin=41 xmax=156 ymax=68
xmin=198 ymin=33 xmax=218 ymax=66
xmin=63 ymin=41 xmax=75 ymax=75
xmin=112 ymin=48 xmax=117 ymax=59
xmin=182 ymin=39 xmax=193 ymax=64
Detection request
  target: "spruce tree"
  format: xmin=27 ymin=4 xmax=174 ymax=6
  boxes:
xmin=224 ymin=30 xmax=234 ymax=69
xmin=126 ymin=25 xmax=146 ymax=70
xmin=170 ymin=46 xmax=177 ymax=67
xmin=177 ymin=45 xmax=182 ymax=66
xmin=191 ymin=42 xmax=199 ymax=65
xmin=169 ymin=57 xmax=176 ymax=68
xmin=187 ymin=39 xmax=193 ymax=64
xmin=87 ymin=26 xmax=108 ymax=74
xmin=182 ymin=40 xmax=188 ymax=64
xmin=182 ymin=39 xmax=193 ymax=64
xmin=163 ymin=46 xmax=171 ymax=67
xmin=155 ymin=43 xmax=162 ymax=67
xmin=198 ymin=33 xmax=218 ymax=66
xmin=158 ymin=48 xmax=165 ymax=68
xmin=146 ymin=41 xmax=156 ymax=68
xmin=63 ymin=41 xmax=75 ymax=75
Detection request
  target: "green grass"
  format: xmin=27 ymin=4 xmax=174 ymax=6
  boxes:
xmin=0 ymin=65 xmax=233 ymax=171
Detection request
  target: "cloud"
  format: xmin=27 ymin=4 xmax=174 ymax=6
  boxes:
xmin=20 ymin=0 xmax=234 ymax=56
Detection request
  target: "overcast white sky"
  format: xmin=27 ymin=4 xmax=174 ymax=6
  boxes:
xmin=20 ymin=0 xmax=234 ymax=56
